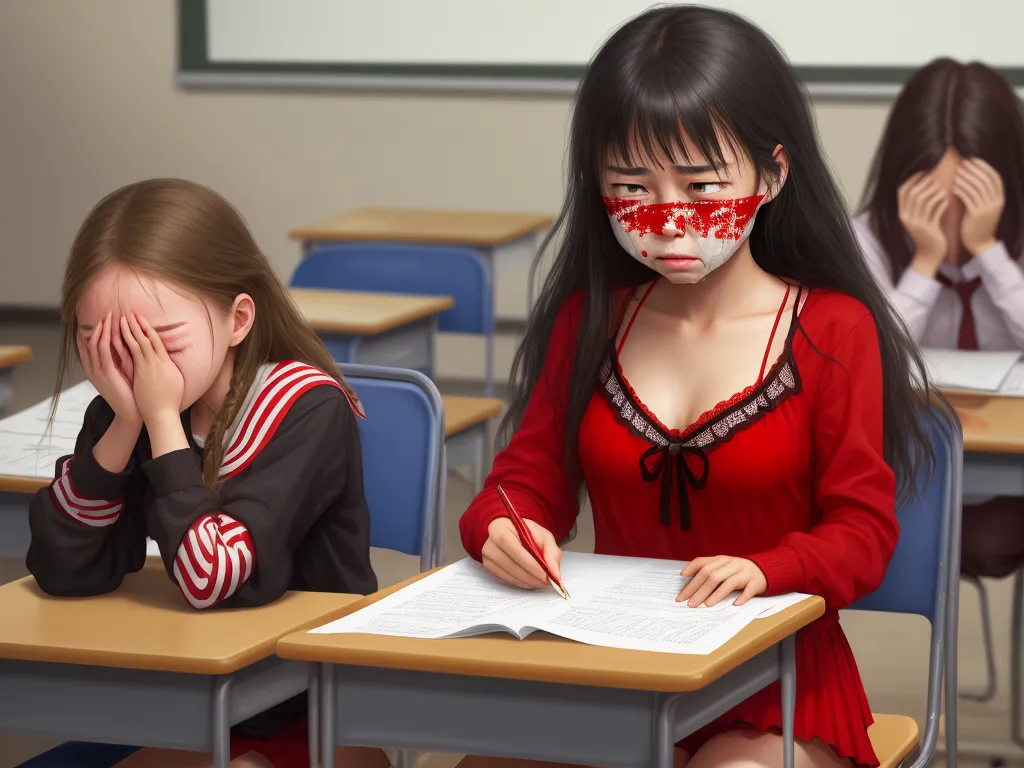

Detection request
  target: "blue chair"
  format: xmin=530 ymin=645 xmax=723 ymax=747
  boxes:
xmin=343 ymin=363 xmax=447 ymax=571
xmin=16 ymin=365 xmax=446 ymax=768
xmin=850 ymin=405 xmax=963 ymax=768
xmin=291 ymin=243 xmax=495 ymax=396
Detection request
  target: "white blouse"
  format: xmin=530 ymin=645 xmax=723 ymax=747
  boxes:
xmin=854 ymin=212 xmax=1024 ymax=351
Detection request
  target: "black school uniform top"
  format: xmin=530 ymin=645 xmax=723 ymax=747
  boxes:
xmin=26 ymin=360 xmax=378 ymax=606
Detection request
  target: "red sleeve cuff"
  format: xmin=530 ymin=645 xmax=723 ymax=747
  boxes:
xmin=460 ymin=493 xmax=561 ymax=563
xmin=748 ymin=545 xmax=805 ymax=596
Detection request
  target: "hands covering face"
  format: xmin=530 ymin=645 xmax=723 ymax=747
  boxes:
xmin=78 ymin=311 xmax=184 ymax=425
xmin=897 ymin=157 xmax=1005 ymax=269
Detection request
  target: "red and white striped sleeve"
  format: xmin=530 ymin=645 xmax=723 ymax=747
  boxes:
xmin=48 ymin=457 xmax=124 ymax=527
xmin=172 ymin=512 xmax=256 ymax=609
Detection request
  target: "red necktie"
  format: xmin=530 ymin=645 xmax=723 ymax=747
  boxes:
xmin=935 ymin=273 xmax=983 ymax=350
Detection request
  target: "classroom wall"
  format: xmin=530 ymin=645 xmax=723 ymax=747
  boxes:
xmin=0 ymin=0 xmax=890 ymax=383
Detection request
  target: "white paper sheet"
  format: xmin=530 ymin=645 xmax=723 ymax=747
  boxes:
xmin=922 ymin=348 xmax=1021 ymax=392
xmin=311 ymin=553 xmax=811 ymax=656
xmin=994 ymin=362 xmax=1024 ymax=397
xmin=528 ymin=560 xmax=764 ymax=654
xmin=0 ymin=381 xmax=96 ymax=478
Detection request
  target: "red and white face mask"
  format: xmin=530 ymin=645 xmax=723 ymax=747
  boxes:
xmin=603 ymin=194 xmax=765 ymax=280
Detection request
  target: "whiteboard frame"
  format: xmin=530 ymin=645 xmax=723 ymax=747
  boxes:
xmin=177 ymin=0 xmax=1024 ymax=100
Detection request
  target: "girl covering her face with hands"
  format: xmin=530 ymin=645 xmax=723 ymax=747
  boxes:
xmin=459 ymin=6 xmax=945 ymax=768
xmin=27 ymin=179 xmax=390 ymax=768
xmin=857 ymin=59 xmax=1024 ymax=585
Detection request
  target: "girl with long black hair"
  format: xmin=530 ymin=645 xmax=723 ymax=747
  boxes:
xmin=459 ymin=5 xmax=940 ymax=767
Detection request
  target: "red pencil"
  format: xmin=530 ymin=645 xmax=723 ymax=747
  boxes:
xmin=495 ymin=485 xmax=570 ymax=600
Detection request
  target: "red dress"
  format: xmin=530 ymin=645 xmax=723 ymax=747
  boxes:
xmin=459 ymin=284 xmax=898 ymax=767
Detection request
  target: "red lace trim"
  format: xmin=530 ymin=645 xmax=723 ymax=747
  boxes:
xmin=609 ymin=347 xmax=781 ymax=442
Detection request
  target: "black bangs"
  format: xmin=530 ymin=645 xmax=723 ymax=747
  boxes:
xmin=606 ymin=83 xmax=738 ymax=173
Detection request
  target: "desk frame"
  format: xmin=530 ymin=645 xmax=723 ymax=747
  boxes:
xmin=955 ymin=450 xmax=1024 ymax=760
xmin=318 ymin=316 xmax=439 ymax=380
xmin=0 ymin=656 xmax=314 ymax=768
xmin=313 ymin=636 xmax=797 ymax=768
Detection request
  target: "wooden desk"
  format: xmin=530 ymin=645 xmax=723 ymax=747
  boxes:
xmin=291 ymin=288 xmax=452 ymax=376
xmin=278 ymin=571 xmax=825 ymax=768
xmin=0 ymin=344 xmax=32 ymax=417
xmin=0 ymin=566 xmax=357 ymax=767
xmin=289 ymin=207 xmax=553 ymax=318
xmin=944 ymin=391 xmax=1024 ymax=757
xmin=441 ymin=395 xmax=502 ymax=494
xmin=289 ymin=208 xmax=552 ymax=249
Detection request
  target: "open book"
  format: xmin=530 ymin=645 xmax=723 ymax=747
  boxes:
xmin=310 ymin=552 xmax=809 ymax=656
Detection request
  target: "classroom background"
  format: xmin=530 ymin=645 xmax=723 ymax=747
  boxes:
xmin=0 ymin=1 xmax=1019 ymax=766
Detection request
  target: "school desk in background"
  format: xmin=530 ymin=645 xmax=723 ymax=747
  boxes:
xmin=289 ymin=207 xmax=553 ymax=396
xmin=290 ymin=288 xmax=502 ymax=495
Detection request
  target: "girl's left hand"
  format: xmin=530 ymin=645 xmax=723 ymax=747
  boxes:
xmin=120 ymin=313 xmax=185 ymax=426
xmin=677 ymin=556 xmax=767 ymax=607
xmin=954 ymin=158 xmax=1005 ymax=256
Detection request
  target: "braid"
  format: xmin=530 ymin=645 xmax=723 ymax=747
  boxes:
xmin=201 ymin=368 xmax=250 ymax=488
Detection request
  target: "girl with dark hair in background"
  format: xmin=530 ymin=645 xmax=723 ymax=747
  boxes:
xmin=459 ymin=5 xmax=942 ymax=767
xmin=857 ymin=59 xmax=1024 ymax=585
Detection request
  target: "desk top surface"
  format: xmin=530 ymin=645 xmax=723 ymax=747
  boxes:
xmin=289 ymin=207 xmax=553 ymax=247
xmin=0 ymin=345 xmax=33 ymax=369
xmin=442 ymin=396 xmax=503 ymax=437
xmin=277 ymin=570 xmax=825 ymax=693
xmin=946 ymin=392 xmax=1024 ymax=454
xmin=290 ymin=288 xmax=454 ymax=335
xmin=0 ymin=567 xmax=359 ymax=674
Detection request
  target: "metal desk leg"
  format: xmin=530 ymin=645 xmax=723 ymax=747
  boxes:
xmin=653 ymin=694 xmax=681 ymax=768
xmin=212 ymin=675 xmax=233 ymax=768
xmin=309 ymin=665 xmax=320 ymax=768
xmin=1013 ymin=568 xmax=1024 ymax=749
xmin=321 ymin=664 xmax=336 ymax=768
xmin=781 ymin=635 xmax=796 ymax=768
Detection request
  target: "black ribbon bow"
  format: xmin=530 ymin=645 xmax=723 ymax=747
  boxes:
xmin=639 ymin=441 xmax=710 ymax=530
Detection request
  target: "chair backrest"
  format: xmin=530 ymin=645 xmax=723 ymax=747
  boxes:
xmin=341 ymin=364 xmax=446 ymax=571
xmin=850 ymin=408 xmax=957 ymax=622
xmin=292 ymin=243 xmax=493 ymax=336
xmin=849 ymin=403 xmax=963 ymax=768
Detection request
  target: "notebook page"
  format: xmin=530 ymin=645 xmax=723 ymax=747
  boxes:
xmin=921 ymin=349 xmax=1020 ymax=392
xmin=526 ymin=559 xmax=771 ymax=655
xmin=308 ymin=553 xmax=639 ymax=639
xmin=309 ymin=558 xmax=566 ymax=639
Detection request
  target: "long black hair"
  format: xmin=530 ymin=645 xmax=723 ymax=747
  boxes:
xmin=504 ymin=4 xmax=943 ymax=501
xmin=860 ymin=58 xmax=1024 ymax=281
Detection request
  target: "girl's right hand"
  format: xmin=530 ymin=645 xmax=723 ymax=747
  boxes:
xmin=897 ymin=172 xmax=949 ymax=274
xmin=481 ymin=517 xmax=563 ymax=590
xmin=78 ymin=312 xmax=141 ymax=426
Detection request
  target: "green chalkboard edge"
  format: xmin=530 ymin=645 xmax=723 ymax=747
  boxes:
xmin=178 ymin=0 xmax=1024 ymax=89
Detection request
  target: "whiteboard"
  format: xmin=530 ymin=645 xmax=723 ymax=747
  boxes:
xmin=178 ymin=0 xmax=1024 ymax=95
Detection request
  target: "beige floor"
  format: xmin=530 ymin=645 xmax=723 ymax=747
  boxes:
xmin=0 ymin=322 xmax=1019 ymax=768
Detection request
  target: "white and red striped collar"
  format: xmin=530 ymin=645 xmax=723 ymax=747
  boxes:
xmin=217 ymin=361 xmax=360 ymax=481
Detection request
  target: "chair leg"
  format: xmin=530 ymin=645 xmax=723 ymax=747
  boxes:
xmin=1012 ymin=567 xmax=1024 ymax=748
xmin=393 ymin=749 xmax=418 ymax=768
xmin=959 ymin=574 xmax=997 ymax=702
xmin=473 ymin=447 xmax=485 ymax=496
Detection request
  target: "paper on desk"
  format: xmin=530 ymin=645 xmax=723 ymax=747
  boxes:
xmin=311 ymin=553 xmax=809 ymax=656
xmin=528 ymin=559 xmax=765 ymax=654
xmin=921 ymin=348 xmax=1021 ymax=392
xmin=310 ymin=553 xmax=637 ymax=640
xmin=994 ymin=362 xmax=1024 ymax=397
xmin=0 ymin=381 xmax=96 ymax=478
